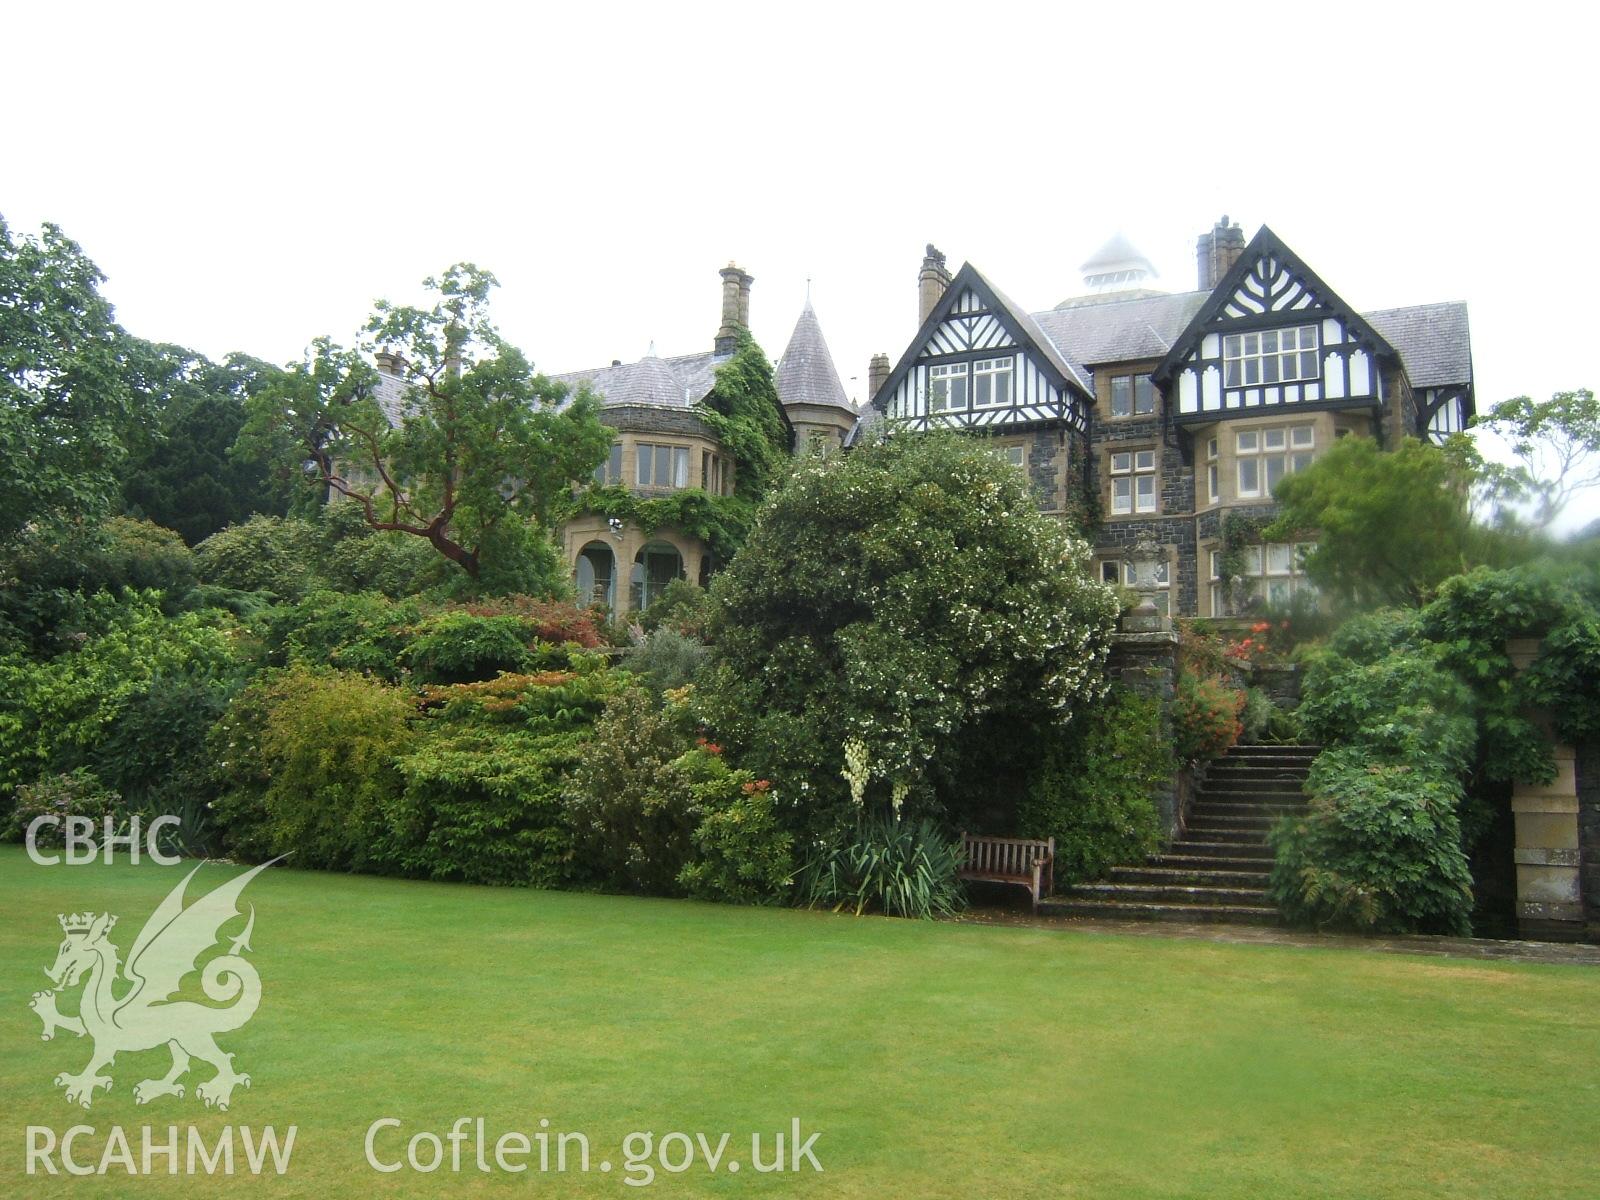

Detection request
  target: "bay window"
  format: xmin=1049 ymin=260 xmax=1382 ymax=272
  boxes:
xmin=636 ymin=443 xmax=690 ymax=489
xmin=1236 ymin=425 xmax=1314 ymax=498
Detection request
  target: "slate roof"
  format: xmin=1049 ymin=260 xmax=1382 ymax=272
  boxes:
xmin=553 ymin=349 xmax=721 ymax=410
xmin=775 ymin=302 xmax=855 ymax=413
xmin=1031 ymin=290 xmax=1209 ymax=384
xmin=1029 ymin=293 xmax=1472 ymax=391
xmin=1363 ymin=302 xmax=1473 ymax=388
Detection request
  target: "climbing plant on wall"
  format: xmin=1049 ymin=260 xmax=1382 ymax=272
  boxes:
xmin=572 ymin=332 xmax=791 ymax=562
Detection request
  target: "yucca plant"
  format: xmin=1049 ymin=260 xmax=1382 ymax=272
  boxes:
xmin=799 ymin=814 xmax=965 ymax=919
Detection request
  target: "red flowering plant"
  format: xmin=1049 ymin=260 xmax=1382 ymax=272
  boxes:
xmin=1223 ymin=621 xmax=1275 ymax=665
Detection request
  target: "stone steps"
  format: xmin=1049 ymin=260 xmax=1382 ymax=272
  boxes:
xmin=1046 ymin=742 xmax=1321 ymax=927
xmin=1067 ymin=880 xmax=1269 ymax=907
xmin=1040 ymin=897 xmax=1281 ymax=926
xmin=1111 ymin=864 xmax=1273 ymax=888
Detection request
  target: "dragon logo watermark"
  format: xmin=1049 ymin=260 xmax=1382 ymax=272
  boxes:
xmin=29 ymin=858 xmax=281 ymax=1111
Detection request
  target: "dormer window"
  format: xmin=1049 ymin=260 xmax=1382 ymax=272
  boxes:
xmin=1224 ymin=325 xmax=1319 ymax=387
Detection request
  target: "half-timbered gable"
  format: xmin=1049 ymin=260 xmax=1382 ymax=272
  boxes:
xmin=873 ymin=264 xmax=1092 ymax=434
xmin=856 ymin=220 xmax=1473 ymax=618
xmin=1153 ymin=227 xmax=1400 ymax=423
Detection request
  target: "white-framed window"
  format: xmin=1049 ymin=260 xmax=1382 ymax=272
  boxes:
xmin=1109 ymin=448 xmax=1157 ymax=514
xmin=1208 ymin=548 xmax=1226 ymax=616
xmin=1236 ymin=424 xmax=1315 ymax=497
xmin=1101 ymin=557 xmax=1172 ymax=615
xmin=1206 ymin=437 xmax=1219 ymax=505
xmin=1224 ymin=325 xmax=1319 ymax=387
xmin=636 ymin=443 xmax=690 ymax=489
xmin=929 ymin=363 xmax=968 ymax=413
xmin=973 ymin=357 xmax=1014 ymax=408
xmin=1110 ymin=374 xmax=1156 ymax=418
xmin=1241 ymin=542 xmax=1316 ymax=607
xmin=991 ymin=443 xmax=1025 ymax=469
xmin=593 ymin=442 xmax=623 ymax=486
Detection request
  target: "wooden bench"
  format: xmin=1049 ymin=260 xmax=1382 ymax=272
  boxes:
xmin=958 ymin=834 xmax=1055 ymax=912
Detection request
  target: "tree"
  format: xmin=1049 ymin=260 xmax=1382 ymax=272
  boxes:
xmin=239 ymin=265 xmax=612 ymax=583
xmin=1472 ymin=389 xmax=1599 ymax=531
xmin=696 ymin=432 xmax=1119 ymax=844
xmin=120 ymin=341 xmax=292 ymax=543
xmin=0 ymin=215 xmax=139 ymax=544
xmin=1265 ymin=436 xmax=1523 ymax=607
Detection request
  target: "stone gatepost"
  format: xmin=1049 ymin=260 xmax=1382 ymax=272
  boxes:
xmin=1507 ymin=638 xmax=1585 ymax=941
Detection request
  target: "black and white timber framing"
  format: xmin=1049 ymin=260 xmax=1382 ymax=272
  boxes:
xmin=1152 ymin=227 xmax=1400 ymax=424
xmin=872 ymin=264 xmax=1090 ymax=433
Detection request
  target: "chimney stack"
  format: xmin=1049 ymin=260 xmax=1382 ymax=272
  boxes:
xmin=374 ymin=349 xmax=407 ymax=377
xmin=715 ymin=262 xmax=754 ymax=356
xmin=1197 ymin=215 xmax=1247 ymax=291
xmin=867 ymin=352 xmax=891 ymax=402
xmin=917 ymin=244 xmax=951 ymax=325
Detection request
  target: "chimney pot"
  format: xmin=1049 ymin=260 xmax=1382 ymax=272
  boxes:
xmin=715 ymin=263 xmax=753 ymax=356
xmin=917 ymin=243 xmax=952 ymax=326
xmin=1197 ymin=215 xmax=1248 ymax=291
xmin=867 ymin=352 xmax=892 ymax=402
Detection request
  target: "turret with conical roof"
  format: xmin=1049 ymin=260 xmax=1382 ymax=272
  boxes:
xmin=775 ymin=298 xmax=857 ymax=453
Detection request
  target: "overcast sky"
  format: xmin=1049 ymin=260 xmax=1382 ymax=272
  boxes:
xmin=7 ymin=1 xmax=1596 ymax=528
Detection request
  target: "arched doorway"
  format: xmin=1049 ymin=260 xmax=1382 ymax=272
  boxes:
xmin=630 ymin=542 xmax=684 ymax=613
xmin=575 ymin=541 xmax=616 ymax=612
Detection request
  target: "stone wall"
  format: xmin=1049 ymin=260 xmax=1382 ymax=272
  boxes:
xmin=1579 ymin=739 xmax=1600 ymax=942
xmin=1107 ymin=630 xmax=1186 ymax=838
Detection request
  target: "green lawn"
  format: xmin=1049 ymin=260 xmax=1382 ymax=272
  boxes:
xmin=2 ymin=846 xmax=1597 ymax=1198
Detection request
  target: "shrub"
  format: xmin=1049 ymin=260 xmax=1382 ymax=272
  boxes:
xmin=80 ymin=672 xmax=236 ymax=855
xmin=315 ymin=505 xmax=441 ymax=598
xmin=1298 ymin=642 xmax=1477 ymax=777
xmin=798 ymin=814 xmax=966 ymax=919
xmin=1240 ymin=688 xmax=1302 ymax=745
xmin=1173 ymin=672 xmax=1244 ymax=762
xmin=0 ymin=591 xmax=239 ymax=792
xmin=391 ymin=728 xmax=581 ymax=887
xmin=8 ymin=769 xmax=123 ymax=845
xmin=416 ymin=662 xmax=619 ymax=733
xmin=638 ymin=580 xmax=711 ymax=639
xmin=561 ymin=688 xmax=699 ymax=894
xmin=0 ymin=517 xmax=199 ymax=653
xmin=400 ymin=612 xmax=535 ymax=684
xmin=448 ymin=595 xmax=606 ymax=650
xmin=225 ymin=666 xmax=413 ymax=870
xmin=1016 ymin=689 xmax=1168 ymax=884
xmin=7 ymin=516 xmax=196 ymax=598
xmin=677 ymin=761 xmax=795 ymax=905
xmin=1269 ymin=747 xmax=1474 ymax=935
xmin=1422 ymin=564 xmax=1600 ymax=762
xmin=195 ymin=515 xmax=319 ymax=600
xmin=621 ymin=627 xmax=710 ymax=695
xmin=264 ymin=590 xmax=422 ymax=678
xmin=698 ymin=432 xmax=1117 ymax=845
